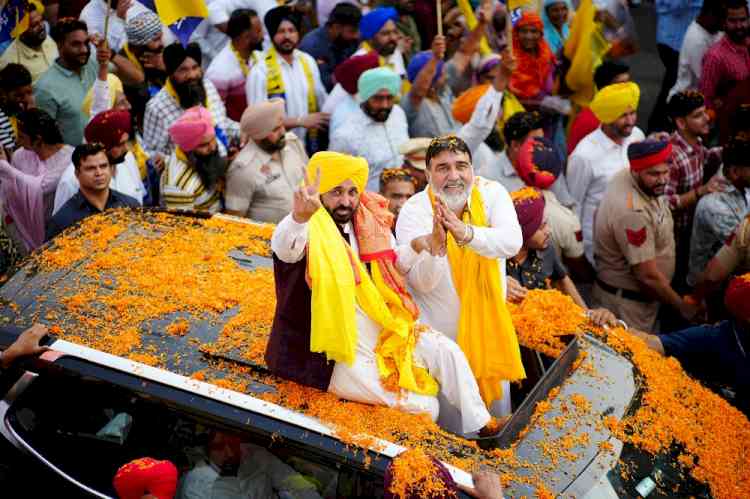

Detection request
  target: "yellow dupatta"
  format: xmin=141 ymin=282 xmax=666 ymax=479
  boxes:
xmin=306 ymin=199 xmax=438 ymax=397
xmin=429 ymin=183 xmax=525 ymax=406
xmin=265 ymin=46 xmax=317 ymax=115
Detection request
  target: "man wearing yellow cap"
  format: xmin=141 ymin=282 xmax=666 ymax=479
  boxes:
xmin=395 ymin=135 xmax=525 ymax=434
xmin=266 ymin=151 xmax=500 ymax=437
xmin=567 ymin=82 xmax=646 ymax=265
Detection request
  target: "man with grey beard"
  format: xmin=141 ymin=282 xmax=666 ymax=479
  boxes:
xmin=395 ymin=135 xmax=523 ymax=436
xmin=224 ymin=99 xmax=308 ymax=223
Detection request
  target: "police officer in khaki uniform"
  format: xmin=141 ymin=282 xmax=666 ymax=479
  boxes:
xmin=592 ymin=140 xmax=701 ymax=331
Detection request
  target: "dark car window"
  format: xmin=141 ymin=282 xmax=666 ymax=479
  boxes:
xmin=6 ymin=365 xmax=387 ymax=498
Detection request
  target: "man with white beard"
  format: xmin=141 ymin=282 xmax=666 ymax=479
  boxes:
xmin=395 ymin=135 xmax=525 ymax=436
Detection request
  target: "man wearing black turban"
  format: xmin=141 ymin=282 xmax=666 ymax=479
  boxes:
xmin=142 ymin=42 xmax=240 ymax=157
xmin=246 ymin=6 xmax=329 ymax=152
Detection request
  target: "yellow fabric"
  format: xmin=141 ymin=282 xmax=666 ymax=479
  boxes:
xmin=563 ymin=0 xmax=611 ymax=107
xmin=132 ymin=140 xmax=150 ymax=180
xmin=265 ymin=46 xmax=317 ymax=115
xmin=122 ymin=43 xmax=143 ymax=72
xmin=306 ymin=151 xmax=368 ymax=194
xmin=305 ymin=153 xmax=438 ymax=395
xmin=589 ymin=81 xmax=641 ymax=124
xmin=81 ymin=73 xmax=124 ymax=117
xmin=231 ymin=42 xmax=250 ymax=77
xmin=154 ymin=0 xmax=207 ymax=27
xmin=497 ymin=92 xmax=526 ymax=134
xmin=456 ymin=0 xmax=491 ymax=56
xmin=429 ymin=185 xmax=525 ymax=406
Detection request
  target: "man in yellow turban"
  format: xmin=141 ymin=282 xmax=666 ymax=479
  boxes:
xmin=566 ymin=81 xmax=646 ymax=264
xmin=266 ymin=151 xmax=502 ymax=437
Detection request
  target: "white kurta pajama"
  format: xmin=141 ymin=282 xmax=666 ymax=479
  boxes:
xmin=395 ymin=176 xmax=523 ymax=434
xmin=271 ymin=213 xmax=492 ymax=434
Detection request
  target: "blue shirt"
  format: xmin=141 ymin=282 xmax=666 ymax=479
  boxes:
xmin=655 ymin=0 xmax=702 ymax=52
xmin=298 ymin=26 xmax=358 ymax=92
xmin=660 ymin=320 xmax=750 ymax=415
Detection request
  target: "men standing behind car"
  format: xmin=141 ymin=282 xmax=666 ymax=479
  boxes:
xmin=46 ymin=143 xmax=139 ymax=241
xmin=225 ymin=99 xmax=308 ymax=223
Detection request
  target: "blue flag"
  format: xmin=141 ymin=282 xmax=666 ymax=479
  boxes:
xmin=0 ymin=0 xmax=32 ymax=50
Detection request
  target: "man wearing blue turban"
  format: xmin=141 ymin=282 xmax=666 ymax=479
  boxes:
xmin=353 ymin=7 xmax=407 ymax=81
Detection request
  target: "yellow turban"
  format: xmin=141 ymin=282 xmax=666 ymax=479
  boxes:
xmin=306 ymin=152 xmax=369 ymax=195
xmin=81 ymin=74 xmax=125 ymax=117
xmin=589 ymin=82 xmax=640 ymax=124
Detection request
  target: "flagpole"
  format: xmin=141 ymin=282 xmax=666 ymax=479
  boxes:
xmin=103 ymin=0 xmax=113 ymax=45
xmin=436 ymin=0 xmax=443 ymax=37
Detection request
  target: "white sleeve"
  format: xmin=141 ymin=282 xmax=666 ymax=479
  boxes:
xmin=457 ymin=87 xmax=502 ymax=154
xmin=467 ymin=180 xmax=522 ymax=259
xmin=246 ymin=63 xmax=268 ymax=105
xmin=88 ymin=78 xmax=111 ymax=121
xmin=566 ymin=152 xmax=593 ymax=218
xmin=52 ymin=167 xmax=78 ymax=215
xmin=395 ymin=196 xmax=449 ymax=293
xmin=271 ymin=213 xmax=309 ymax=263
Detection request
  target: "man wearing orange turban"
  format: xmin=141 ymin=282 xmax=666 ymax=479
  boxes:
xmin=631 ymin=272 xmax=750 ymax=416
xmin=266 ymin=151 xmax=503 ymax=438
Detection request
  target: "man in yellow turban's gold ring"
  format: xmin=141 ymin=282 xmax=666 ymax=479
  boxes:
xmin=265 ymin=150 xmax=503 ymax=438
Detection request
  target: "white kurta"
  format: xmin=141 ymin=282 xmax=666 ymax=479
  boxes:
xmin=52 ymin=152 xmax=145 ymax=214
xmin=271 ymin=213 xmax=492 ymax=434
xmin=395 ymin=176 xmax=523 ymax=430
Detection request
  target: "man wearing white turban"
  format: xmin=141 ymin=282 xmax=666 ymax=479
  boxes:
xmin=224 ymin=98 xmax=309 ymax=223
xmin=329 ymin=67 xmax=409 ymax=191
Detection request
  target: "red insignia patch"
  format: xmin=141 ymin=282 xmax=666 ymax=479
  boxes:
xmin=626 ymin=227 xmax=647 ymax=247
xmin=575 ymin=230 xmax=583 ymax=242
xmin=726 ymin=231 xmax=737 ymax=246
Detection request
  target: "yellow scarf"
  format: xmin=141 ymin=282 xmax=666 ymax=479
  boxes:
xmin=230 ymin=43 xmax=254 ymax=77
xmin=132 ymin=140 xmax=150 ymax=180
xmin=307 ymin=205 xmax=438 ymax=397
xmin=265 ymin=46 xmax=317 ymax=115
xmin=429 ymin=184 xmax=525 ymax=406
xmin=122 ymin=43 xmax=143 ymax=72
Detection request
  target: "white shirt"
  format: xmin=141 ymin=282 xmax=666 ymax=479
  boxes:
xmin=669 ymin=21 xmax=723 ymax=99
xmin=329 ymin=104 xmax=410 ymax=191
xmin=246 ymin=49 xmax=328 ymax=142
xmin=52 ymin=152 xmax=145 ymax=214
xmin=566 ymin=126 xmax=646 ymax=264
xmin=79 ymin=0 xmax=150 ymax=52
xmin=205 ymin=43 xmax=256 ymax=106
xmin=395 ymin=176 xmax=523 ymax=339
xmin=324 ymin=84 xmax=359 ymax=135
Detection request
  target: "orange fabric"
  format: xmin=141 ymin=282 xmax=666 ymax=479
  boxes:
xmin=509 ymin=12 xmax=556 ymax=101
xmin=452 ymin=84 xmax=491 ymax=124
xmin=354 ymin=192 xmax=419 ymax=320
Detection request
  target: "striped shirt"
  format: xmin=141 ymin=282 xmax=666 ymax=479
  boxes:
xmin=0 ymin=110 xmax=15 ymax=150
xmin=160 ymin=152 xmax=222 ymax=214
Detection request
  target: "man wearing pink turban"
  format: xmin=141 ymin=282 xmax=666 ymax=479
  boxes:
xmin=161 ymin=106 xmax=226 ymax=214
xmin=224 ymin=98 xmax=309 ymax=223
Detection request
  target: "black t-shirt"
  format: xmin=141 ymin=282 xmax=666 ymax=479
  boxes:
xmin=660 ymin=320 xmax=750 ymax=416
xmin=507 ymin=245 xmax=568 ymax=290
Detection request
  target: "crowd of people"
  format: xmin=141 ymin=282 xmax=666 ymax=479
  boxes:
xmin=2 ymin=0 xmax=750 ymax=497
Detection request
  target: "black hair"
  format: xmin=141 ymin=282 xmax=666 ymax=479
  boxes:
xmin=227 ymin=9 xmax=258 ymax=39
xmin=72 ymin=142 xmax=107 ymax=170
xmin=667 ymin=90 xmax=705 ymax=119
xmin=0 ymin=63 xmax=31 ymax=91
xmin=16 ymin=108 xmax=63 ymax=145
xmin=593 ymin=61 xmax=630 ymax=90
xmin=723 ymin=136 xmax=750 ymax=171
xmin=328 ymin=3 xmax=362 ymax=27
xmin=502 ymin=111 xmax=544 ymax=145
xmin=50 ymin=17 xmax=88 ymax=44
xmin=426 ymin=135 xmax=472 ymax=168
xmin=722 ymin=0 xmax=749 ymax=18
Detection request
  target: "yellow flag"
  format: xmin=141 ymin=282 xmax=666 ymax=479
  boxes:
xmin=154 ymin=0 xmax=208 ymax=27
xmin=455 ymin=0 xmax=492 ymax=55
xmin=563 ymin=0 xmax=611 ymax=107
